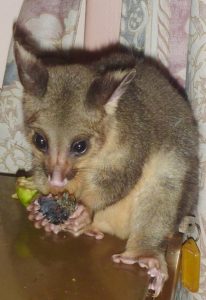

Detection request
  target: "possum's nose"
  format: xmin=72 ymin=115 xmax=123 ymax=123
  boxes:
xmin=48 ymin=170 xmax=68 ymax=187
xmin=48 ymin=166 xmax=76 ymax=188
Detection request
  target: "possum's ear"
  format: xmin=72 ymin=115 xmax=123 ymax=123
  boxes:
xmin=86 ymin=69 xmax=136 ymax=115
xmin=13 ymin=24 xmax=48 ymax=97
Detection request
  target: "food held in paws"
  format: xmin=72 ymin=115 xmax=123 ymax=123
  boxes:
xmin=38 ymin=193 xmax=77 ymax=225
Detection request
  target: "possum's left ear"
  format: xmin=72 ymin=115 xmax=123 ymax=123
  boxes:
xmin=86 ymin=69 xmax=136 ymax=115
xmin=13 ymin=23 xmax=48 ymax=97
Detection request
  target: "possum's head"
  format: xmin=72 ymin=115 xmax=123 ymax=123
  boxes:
xmin=13 ymin=24 xmax=136 ymax=195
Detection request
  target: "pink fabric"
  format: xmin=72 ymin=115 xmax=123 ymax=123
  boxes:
xmin=84 ymin=0 xmax=122 ymax=50
xmin=168 ymin=0 xmax=191 ymax=87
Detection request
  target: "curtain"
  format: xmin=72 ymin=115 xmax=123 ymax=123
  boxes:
xmin=0 ymin=0 xmax=205 ymax=298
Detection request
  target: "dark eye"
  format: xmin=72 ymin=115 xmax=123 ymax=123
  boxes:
xmin=71 ymin=140 xmax=88 ymax=156
xmin=32 ymin=132 xmax=48 ymax=152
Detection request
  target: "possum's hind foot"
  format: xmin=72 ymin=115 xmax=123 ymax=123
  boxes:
xmin=112 ymin=252 xmax=168 ymax=297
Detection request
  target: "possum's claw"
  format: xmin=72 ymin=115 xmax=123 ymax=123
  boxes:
xmin=112 ymin=253 xmax=139 ymax=264
xmin=139 ymin=257 xmax=168 ymax=297
xmin=147 ymin=267 xmax=166 ymax=297
xmin=112 ymin=253 xmax=168 ymax=297
xmin=84 ymin=228 xmax=104 ymax=240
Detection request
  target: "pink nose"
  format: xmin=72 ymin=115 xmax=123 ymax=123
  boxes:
xmin=48 ymin=169 xmax=68 ymax=187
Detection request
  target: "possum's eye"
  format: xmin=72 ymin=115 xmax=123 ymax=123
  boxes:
xmin=32 ymin=132 xmax=48 ymax=152
xmin=70 ymin=140 xmax=88 ymax=156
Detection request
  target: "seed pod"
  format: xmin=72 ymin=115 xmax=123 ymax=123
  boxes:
xmin=38 ymin=192 xmax=77 ymax=225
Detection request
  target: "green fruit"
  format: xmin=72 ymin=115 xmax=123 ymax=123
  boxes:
xmin=16 ymin=186 xmax=38 ymax=207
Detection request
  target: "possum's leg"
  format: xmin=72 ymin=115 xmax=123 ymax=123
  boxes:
xmin=112 ymin=150 xmax=190 ymax=297
xmin=113 ymin=251 xmax=168 ymax=297
xmin=112 ymin=248 xmax=169 ymax=297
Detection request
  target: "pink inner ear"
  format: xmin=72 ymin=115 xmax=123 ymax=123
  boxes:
xmin=109 ymin=84 xmax=126 ymax=103
xmin=14 ymin=34 xmax=48 ymax=97
xmin=107 ymin=69 xmax=136 ymax=104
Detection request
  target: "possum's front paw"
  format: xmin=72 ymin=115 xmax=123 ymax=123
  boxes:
xmin=27 ymin=198 xmax=70 ymax=234
xmin=27 ymin=198 xmax=95 ymax=237
xmin=63 ymin=204 xmax=92 ymax=236
xmin=27 ymin=193 xmax=77 ymax=234
xmin=63 ymin=205 xmax=104 ymax=239
xmin=27 ymin=199 xmax=58 ymax=233
xmin=112 ymin=252 xmax=168 ymax=297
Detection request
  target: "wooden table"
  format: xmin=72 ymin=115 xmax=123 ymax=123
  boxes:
xmin=0 ymin=174 xmax=182 ymax=300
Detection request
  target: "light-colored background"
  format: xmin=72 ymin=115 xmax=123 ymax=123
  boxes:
xmin=0 ymin=0 xmax=86 ymax=88
xmin=0 ymin=0 xmax=23 ymax=87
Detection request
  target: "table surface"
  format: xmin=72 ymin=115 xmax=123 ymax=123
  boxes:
xmin=0 ymin=174 xmax=182 ymax=300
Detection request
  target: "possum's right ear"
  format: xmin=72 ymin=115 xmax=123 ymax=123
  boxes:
xmin=86 ymin=68 xmax=136 ymax=115
xmin=13 ymin=23 xmax=48 ymax=97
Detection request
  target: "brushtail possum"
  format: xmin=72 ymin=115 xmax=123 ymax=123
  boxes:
xmin=13 ymin=24 xmax=198 ymax=297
